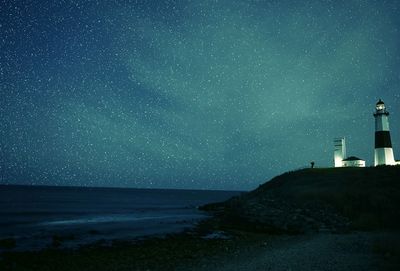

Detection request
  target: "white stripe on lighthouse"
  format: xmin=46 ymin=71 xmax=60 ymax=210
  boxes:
xmin=375 ymin=115 xmax=390 ymax=131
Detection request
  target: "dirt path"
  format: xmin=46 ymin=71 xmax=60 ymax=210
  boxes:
xmin=178 ymin=232 xmax=396 ymax=271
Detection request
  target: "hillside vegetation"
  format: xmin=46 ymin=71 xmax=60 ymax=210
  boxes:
xmin=202 ymin=166 xmax=400 ymax=233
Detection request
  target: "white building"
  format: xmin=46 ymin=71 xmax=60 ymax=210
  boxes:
xmin=333 ymin=138 xmax=365 ymax=168
xmin=333 ymin=137 xmax=346 ymax=167
xmin=342 ymin=156 xmax=366 ymax=167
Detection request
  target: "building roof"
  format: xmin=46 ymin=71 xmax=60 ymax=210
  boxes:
xmin=343 ymin=156 xmax=364 ymax=161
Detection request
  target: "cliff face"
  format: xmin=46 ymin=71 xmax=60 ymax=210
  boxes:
xmin=202 ymin=166 xmax=400 ymax=233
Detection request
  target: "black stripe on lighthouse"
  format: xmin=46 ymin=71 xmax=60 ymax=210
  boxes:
xmin=375 ymin=131 xmax=392 ymax=148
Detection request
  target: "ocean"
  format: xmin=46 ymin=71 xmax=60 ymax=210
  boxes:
xmin=0 ymin=185 xmax=241 ymax=251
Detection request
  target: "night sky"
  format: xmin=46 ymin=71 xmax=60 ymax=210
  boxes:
xmin=1 ymin=0 xmax=400 ymax=190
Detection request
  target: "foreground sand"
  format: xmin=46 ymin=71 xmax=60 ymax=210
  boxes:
xmin=1 ymin=230 xmax=398 ymax=271
xmin=178 ymin=231 xmax=399 ymax=271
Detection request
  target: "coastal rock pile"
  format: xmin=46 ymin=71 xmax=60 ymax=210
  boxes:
xmin=202 ymin=191 xmax=351 ymax=234
xmin=201 ymin=167 xmax=400 ymax=234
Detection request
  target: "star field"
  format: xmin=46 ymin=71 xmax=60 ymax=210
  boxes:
xmin=1 ymin=0 xmax=400 ymax=190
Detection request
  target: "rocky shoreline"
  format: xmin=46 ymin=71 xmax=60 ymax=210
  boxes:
xmin=1 ymin=167 xmax=399 ymax=270
xmin=201 ymin=194 xmax=351 ymax=234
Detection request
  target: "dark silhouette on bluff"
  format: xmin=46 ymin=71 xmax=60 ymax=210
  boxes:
xmin=202 ymin=166 xmax=400 ymax=234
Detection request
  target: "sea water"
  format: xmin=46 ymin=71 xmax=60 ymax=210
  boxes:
xmin=0 ymin=185 xmax=241 ymax=251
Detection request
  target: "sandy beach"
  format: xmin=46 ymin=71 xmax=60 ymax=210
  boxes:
xmin=1 ymin=228 xmax=399 ymax=271
xmin=178 ymin=231 xmax=398 ymax=271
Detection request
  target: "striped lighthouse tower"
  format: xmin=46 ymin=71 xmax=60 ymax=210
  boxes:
xmin=374 ymin=99 xmax=396 ymax=166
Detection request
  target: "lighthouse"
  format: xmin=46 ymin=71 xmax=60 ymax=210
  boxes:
xmin=374 ymin=99 xmax=396 ymax=166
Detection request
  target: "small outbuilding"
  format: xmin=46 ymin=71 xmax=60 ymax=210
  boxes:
xmin=342 ymin=156 xmax=365 ymax=167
